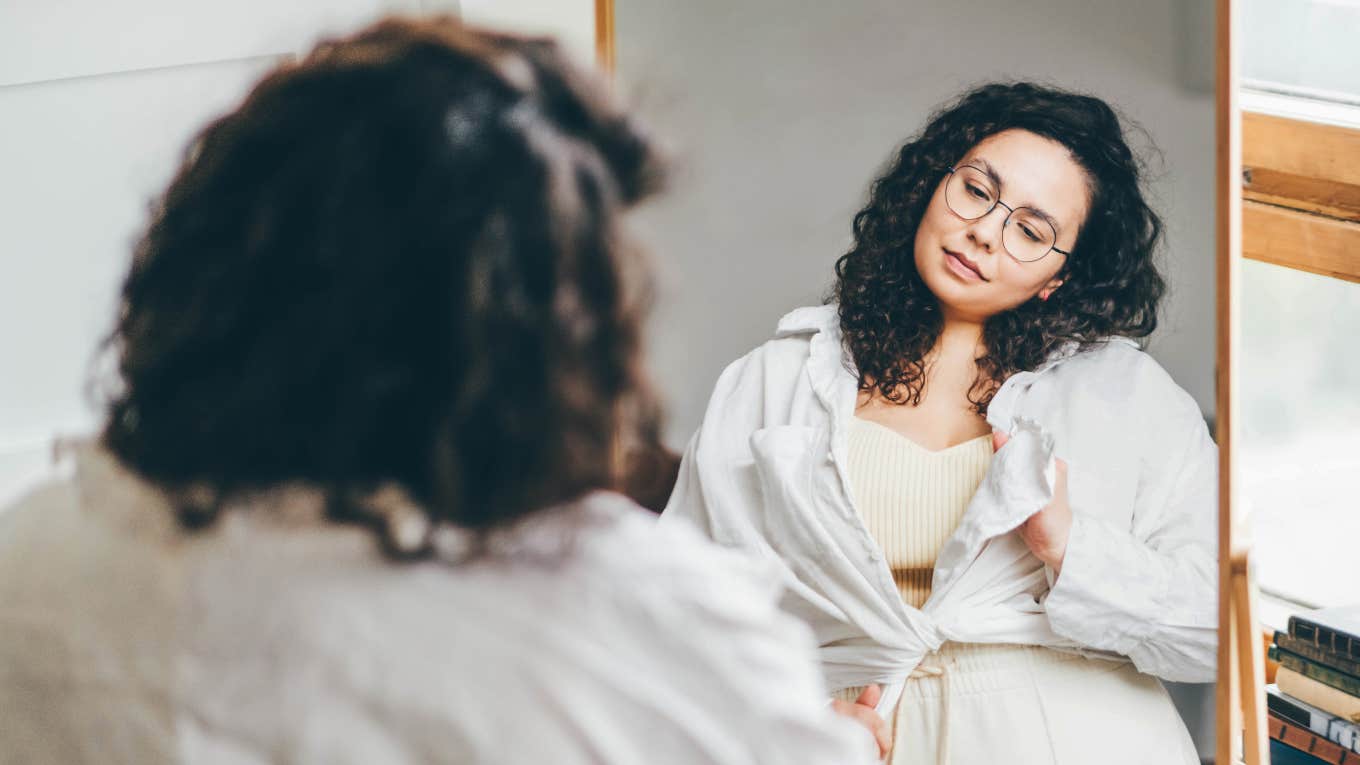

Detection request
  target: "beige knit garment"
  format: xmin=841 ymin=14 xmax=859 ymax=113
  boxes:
xmin=846 ymin=416 xmax=993 ymax=610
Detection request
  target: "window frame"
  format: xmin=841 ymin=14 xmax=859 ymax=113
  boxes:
xmin=1242 ymin=96 xmax=1360 ymax=283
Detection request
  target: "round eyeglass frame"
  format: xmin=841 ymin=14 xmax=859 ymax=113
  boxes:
xmin=944 ymin=165 xmax=1072 ymax=263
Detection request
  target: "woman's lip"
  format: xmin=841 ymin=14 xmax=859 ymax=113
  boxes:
xmin=944 ymin=249 xmax=986 ymax=281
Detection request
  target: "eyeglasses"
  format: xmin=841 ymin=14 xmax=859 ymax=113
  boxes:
xmin=944 ymin=165 xmax=1071 ymax=263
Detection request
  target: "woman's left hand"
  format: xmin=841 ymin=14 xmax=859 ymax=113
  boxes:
xmin=992 ymin=429 xmax=1072 ymax=575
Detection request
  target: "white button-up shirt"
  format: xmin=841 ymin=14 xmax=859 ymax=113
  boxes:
xmin=0 ymin=444 xmax=874 ymax=764
xmin=663 ymin=304 xmax=1218 ymax=698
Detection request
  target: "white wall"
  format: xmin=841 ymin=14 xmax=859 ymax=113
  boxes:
xmin=618 ymin=0 xmax=1218 ymax=449
xmin=0 ymin=0 xmax=451 ymax=507
xmin=616 ymin=0 xmax=1217 ymax=757
xmin=0 ymin=0 xmax=595 ymax=508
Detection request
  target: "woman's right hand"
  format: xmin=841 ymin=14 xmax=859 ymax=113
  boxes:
xmin=830 ymin=684 xmax=890 ymax=759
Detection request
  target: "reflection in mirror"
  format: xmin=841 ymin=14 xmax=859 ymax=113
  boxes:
xmin=623 ymin=1 xmax=1221 ymax=761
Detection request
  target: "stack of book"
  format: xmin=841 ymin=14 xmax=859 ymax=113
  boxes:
xmin=1267 ymin=605 xmax=1360 ymax=764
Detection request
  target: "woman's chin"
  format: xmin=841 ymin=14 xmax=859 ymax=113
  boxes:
xmin=922 ymin=277 xmax=998 ymax=322
xmin=921 ymin=269 xmax=970 ymax=304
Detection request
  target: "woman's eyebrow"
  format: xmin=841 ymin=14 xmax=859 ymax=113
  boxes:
xmin=1027 ymin=206 xmax=1063 ymax=236
xmin=972 ymin=157 xmax=1005 ymax=189
xmin=971 ymin=156 xmax=1064 ymax=237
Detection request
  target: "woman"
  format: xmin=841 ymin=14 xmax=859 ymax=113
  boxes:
xmin=663 ymin=82 xmax=1217 ymax=764
xmin=0 ymin=18 xmax=875 ymax=764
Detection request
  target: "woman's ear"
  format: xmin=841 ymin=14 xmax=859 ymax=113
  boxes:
xmin=1039 ymin=277 xmax=1064 ymax=301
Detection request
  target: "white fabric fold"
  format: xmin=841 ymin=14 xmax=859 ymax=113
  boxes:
xmin=0 ymin=444 xmax=878 ymax=765
xmin=663 ymin=303 xmax=1219 ymax=694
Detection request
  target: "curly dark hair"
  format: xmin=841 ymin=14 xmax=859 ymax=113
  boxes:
xmin=832 ymin=81 xmax=1165 ymax=413
xmin=98 ymin=17 xmax=666 ymax=556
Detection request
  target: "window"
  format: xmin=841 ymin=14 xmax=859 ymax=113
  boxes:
xmin=1239 ymin=16 xmax=1360 ymax=627
xmin=1243 ymin=0 xmax=1360 ymax=106
xmin=1242 ymin=261 xmax=1360 ymax=618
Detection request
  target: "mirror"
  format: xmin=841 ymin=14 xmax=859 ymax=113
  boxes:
xmin=2 ymin=2 xmax=1304 ymax=763
xmin=619 ymin=1 xmax=1221 ymax=760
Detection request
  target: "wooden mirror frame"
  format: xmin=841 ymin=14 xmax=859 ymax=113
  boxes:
xmin=1214 ymin=0 xmax=1271 ymax=762
xmin=596 ymin=0 xmax=614 ymax=73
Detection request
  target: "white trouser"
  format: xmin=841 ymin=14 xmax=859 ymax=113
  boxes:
xmin=846 ymin=643 xmax=1200 ymax=765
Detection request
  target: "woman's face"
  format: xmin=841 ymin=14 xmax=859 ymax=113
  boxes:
xmin=913 ymin=128 xmax=1091 ymax=323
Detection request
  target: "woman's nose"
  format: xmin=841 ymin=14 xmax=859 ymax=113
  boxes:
xmin=965 ymin=205 xmax=1008 ymax=254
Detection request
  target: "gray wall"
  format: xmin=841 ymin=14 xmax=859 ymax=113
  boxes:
xmin=617 ymin=0 xmax=1217 ymax=449
xmin=617 ymin=0 xmax=1217 ymax=758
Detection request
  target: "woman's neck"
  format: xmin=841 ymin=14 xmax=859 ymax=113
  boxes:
xmin=857 ymin=313 xmax=990 ymax=433
xmin=929 ymin=315 xmax=986 ymax=372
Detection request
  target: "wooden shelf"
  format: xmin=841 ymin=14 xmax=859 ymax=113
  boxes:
xmin=1243 ymin=200 xmax=1360 ymax=284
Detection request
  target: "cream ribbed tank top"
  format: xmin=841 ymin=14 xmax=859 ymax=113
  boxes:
xmin=846 ymin=417 xmax=993 ymax=609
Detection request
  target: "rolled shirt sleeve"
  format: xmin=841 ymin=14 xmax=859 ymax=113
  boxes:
xmin=1043 ymin=389 xmax=1218 ymax=683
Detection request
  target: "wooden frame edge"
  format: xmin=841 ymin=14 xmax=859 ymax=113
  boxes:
xmin=1243 ymin=111 xmax=1360 ymax=188
xmin=1217 ymin=1 xmax=1271 ymax=762
xmin=1243 ymin=201 xmax=1360 ymax=283
xmin=595 ymin=0 xmax=615 ymax=74
xmin=1216 ymin=0 xmax=1245 ymax=761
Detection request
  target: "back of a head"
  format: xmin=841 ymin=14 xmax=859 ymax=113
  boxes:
xmin=100 ymin=17 xmax=666 ymax=556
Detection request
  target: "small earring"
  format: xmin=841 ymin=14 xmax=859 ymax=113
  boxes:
xmin=1039 ymin=291 xmax=1050 ymax=301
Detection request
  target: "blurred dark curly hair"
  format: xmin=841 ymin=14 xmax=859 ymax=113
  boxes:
xmin=99 ymin=17 xmax=666 ymax=556
xmin=832 ymin=81 xmax=1165 ymax=413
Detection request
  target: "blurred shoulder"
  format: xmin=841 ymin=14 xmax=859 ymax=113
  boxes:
xmin=577 ymin=492 xmax=788 ymax=610
xmin=238 ymin=491 xmax=790 ymax=648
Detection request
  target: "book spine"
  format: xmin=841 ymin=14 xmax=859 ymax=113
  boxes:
xmin=1272 ymin=695 xmax=1322 ymax=730
xmin=1270 ymin=686 xmax=1360 ymax=754
xmin=1271 ymin=686 xmax=1333 ymax=735
xmin=1280 ymin=631 xmax=1360 ymax=678
xmin=1273 ymin=739 xmax=1335 ymax=765
xmin=1278 ymin=667 xmax=1360 ymax=725
xmin=1274 ymin=646 xmax=1360 ymax=698
xmin=1269 ymin=712 xmax=1360 ymax=765
xmin=1292 ymin=617 xmax=1360 ymax=663
xmin=1332 ymin=719 xmax=1360 ymax=755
